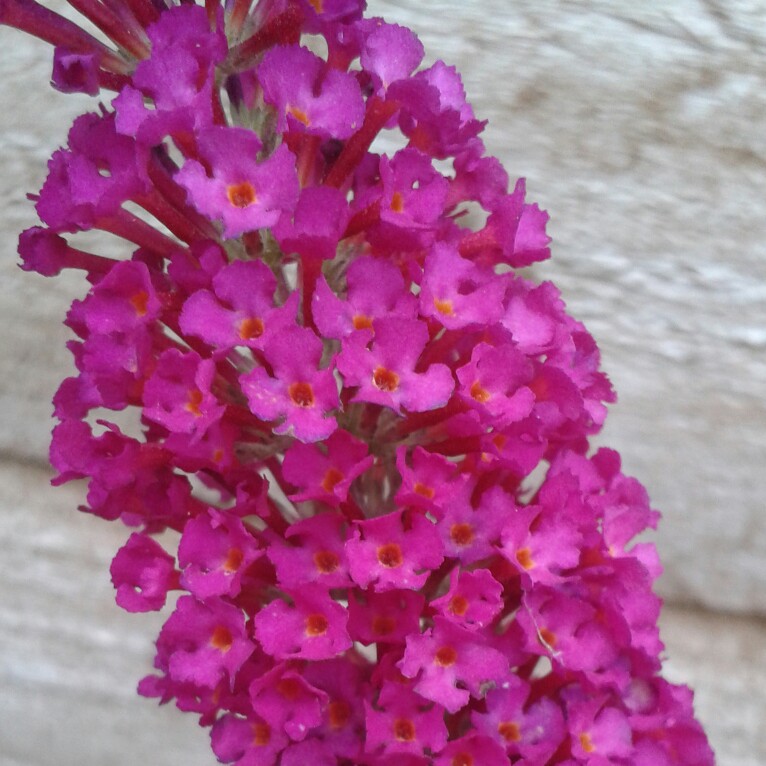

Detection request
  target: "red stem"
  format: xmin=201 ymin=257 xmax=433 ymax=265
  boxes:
xmin=228 ymin=0 xmax=253 ymax=38
xmin=296 ymin=134 xmax=321 ymax=188
xmin=224 ymin=5 xmax=303 ymax=74
xmin=212 ymin=82 xmax=227 ymax=126
xmin=135 ymin=189 xmax=212 ymax=245
xmin=458 ymin=226 xmax=495 ymax=258
xmin=148 ymin=150 xmax=219 ymax=235
xmin=342 ymin=199 xmax=381 ymax=240
xmin=204 ymin=0 xmax=217 ymax=27
xmin=325 ymin=97 xmax=399 ymax=189
xmin=299 ymin=254 xmax=322 ymax=330
xmin=66 ymin=0 xmax=149 ymax=59
xmin=112 ymin=0 xmax=159 ymax=28
xmin=102 ymin=208 xmax=181 ymax=256
xmin=98 ymin=70 xmax=131 ymax=92
xmin=0 ymin=0 xmax=128 ymax=73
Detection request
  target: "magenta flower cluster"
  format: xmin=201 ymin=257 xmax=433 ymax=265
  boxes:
xmin=4 ymin=0 xmax=714 ymax=764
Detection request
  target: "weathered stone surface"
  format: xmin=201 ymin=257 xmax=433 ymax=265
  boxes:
xmin=0 ymin=2 xmax=764 ymax=616
xmin=660 ymin=606 xmax=766 ymax=766
xmin=0 ymin=461 xmax=763 ymax=765
xmin=0 ymin=463 xmax=209 ymax=766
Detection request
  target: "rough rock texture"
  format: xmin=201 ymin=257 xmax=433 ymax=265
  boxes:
xmin=0 ymin=2 xmax=764 ymax=763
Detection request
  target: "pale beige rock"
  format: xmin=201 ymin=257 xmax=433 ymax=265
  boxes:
xmin=0 ymin=463 xmax=210 ymax=766
xmin=660 ymin=607 xmax=766 ymax=766
xmin=0 ymin=1 xmax=764 ymax=617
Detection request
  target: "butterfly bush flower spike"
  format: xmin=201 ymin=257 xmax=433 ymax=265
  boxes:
xmin=2 ymin=0 xmax=714 ymax=763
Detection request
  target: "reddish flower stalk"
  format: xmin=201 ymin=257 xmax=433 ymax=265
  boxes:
xmin=4 ymin=1 xmax=715 ymax=765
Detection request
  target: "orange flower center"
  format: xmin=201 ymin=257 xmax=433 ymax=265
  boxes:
xmin=352 ymin=314 xmax=373 ymax=330
xmin=515 ymin=547 xmax=534 ymax=570
xmin=579 ymin=733 xmax=595 ymax=753
xmin=393 ymin=718 xmax=416 ymax=742
xmin=448 ymin=595 xmax=469 ymax=616
xmin=373 ymin=366 xmax=400 ymax=392
xmin=130 ymin=290 xmax=149 ymax=317
xmin=376 ymin=543 xmax=404 ymax=568
xmin=449 ymin=522 xmax=474 ymax=547
xmin=321 ymin=467 xmax=344 ymax=493
xmin=305 ymin=613 xmax=329 ymax=636
xmin=498 ymin=721 xmax=522 ymax=742
xmin=288 ymin=381 xmax=315 ymax=408
xmin=227 ymin=181 xmax=257 ymax=208
xmin=539 ymin=627 xmax=557 ymax=649
xmin=185 ymin=389 xmax=204 ymax=416
xmin=328 ymin=699 xmax=351 ymax=729
xmin=210 ymin=625 xmax=233 ymax=652
xmin=452 ymin=753 xmax=473 ymax=766
xmin=239 ymin=317 xmax=264 ymax=340
xmin=390 ymin=191 xmax=405 ymax=212
xmin=287 ymin=105 xmax=310 ymax=126
xmin=434 ymin=645 xmax=458 ymax=667
xmin=313 ymin=550 xmax=340 ymax=574
xmin=252 ymin=723 xmax=271 ymax=746
xmin=222 ymin=547 xmax=243 ymax=573
xmin=434 ymin=297 xmax=454 ymax=316
xmin=414 ymin=482 xmax=435 ymax=499
xmin=470 ymin=380 xmax=491 ymax=403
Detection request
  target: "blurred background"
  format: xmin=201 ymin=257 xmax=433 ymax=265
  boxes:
xmin=0 ymin=1 xmax=764 ymax=764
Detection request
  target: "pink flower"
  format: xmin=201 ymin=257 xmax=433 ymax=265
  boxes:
xmin=337 ymin=318 xmax=454 ymax=414
xmin=176 ymin=127 xmax=299 ymax=238
xmin=346 ymin=511 xmax=443 ymax=592
xmin=254 ymin=585 xmax=352 ymax=660
xmin=7 ymin=1 xmax=714 ymax=764
xmin=241 ymin=326 xmax=339 ymax=442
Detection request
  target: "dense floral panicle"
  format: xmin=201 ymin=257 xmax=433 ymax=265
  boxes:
xmin=7 ymin=0 xmax=714 ymax=763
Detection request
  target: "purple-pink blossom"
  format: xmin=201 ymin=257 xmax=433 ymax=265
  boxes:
xmin=3 ymin=0 xmax=714 ymax=764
